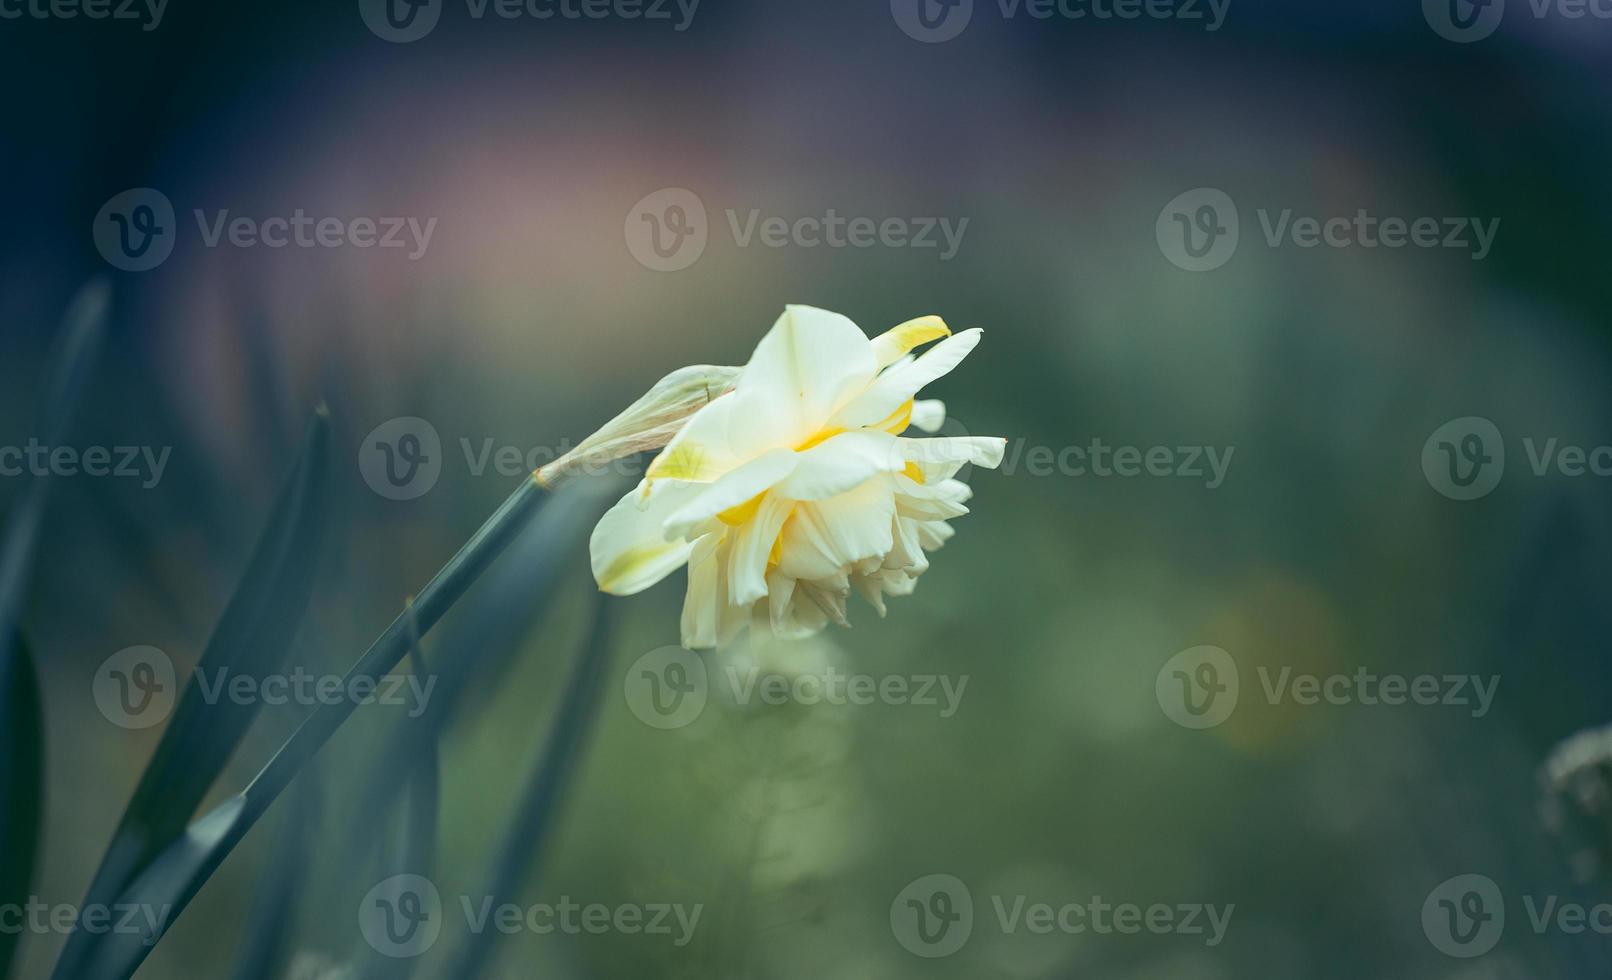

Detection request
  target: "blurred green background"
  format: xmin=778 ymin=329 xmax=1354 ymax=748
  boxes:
xmin=4 ymin=0 xmax=1612 ymax=976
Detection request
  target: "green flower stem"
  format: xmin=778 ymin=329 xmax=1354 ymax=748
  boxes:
xmin=243 ymin=474 xmax=545 ymax=807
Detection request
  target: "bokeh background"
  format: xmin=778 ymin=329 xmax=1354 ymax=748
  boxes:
xmin=4 ymin=0 xmax=1612 ymax=976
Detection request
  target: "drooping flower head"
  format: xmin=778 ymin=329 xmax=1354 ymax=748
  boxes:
xmin=589 ymin=306 xmax=1004 ymax=649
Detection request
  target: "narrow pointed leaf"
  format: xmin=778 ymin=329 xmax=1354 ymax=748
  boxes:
xmin=0 ymin=281 xmax=107 ymax=978
xmin=53 ymin=410 xmax=330 ymax=978
xmin=0 ymin=279 xmax=109 ymax=742
xmin=76 ymin=474 xmax=550 ymax=979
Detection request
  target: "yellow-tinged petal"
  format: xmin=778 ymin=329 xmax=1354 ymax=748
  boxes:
xmin=590 ymin=480 xmax=703 ymax=595
xmin=645 ymin=392 xmax=748 ymax=483
xmin=873 ymin=399 xmax=915 ymax=435
xmin=870 ymin=315 xmax=951 ymax=369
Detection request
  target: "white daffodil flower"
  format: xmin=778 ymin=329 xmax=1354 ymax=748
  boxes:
xmin=589 ymin=305 xmax=1005 ymax=650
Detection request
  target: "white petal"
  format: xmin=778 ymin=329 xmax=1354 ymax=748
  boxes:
xmin=895 ymin=475 xmax=972 ymax=521
xmin=915 ymin=519 xmax=955 ymax=550
xmin=778 ymin=585 xmax=830 ymax=638
xmin=851 ymin=572 xmax=888 ymax=616
xmin=591 ymin=480 xmax=703 ymax=595
xmin=800 ymin=581 xmax=850 ymax=628
xmin=830 ymin=328 xmax=982 ymax=430
xmin=898 ymin=435 xmax=1006 ymax=470
xmin=680 ymin=533 xmax=722 ymax=649
xmin=886 ymin=513 xmax=929 ymax=573
xmin=766 ymin=568 xmax=799 ymax=636
xmin=776 ymin=481 xmax=896 ymax=581
xmin=662 ymin=448 xmax=798 ymax=540
xmin=895 ymin=491 xmax=969 ymax=522
xmin=909 ymin=399 xmax=946 ymax=433
xmin=773 ymin=430 xmax=902 ymax=501
xmin=729 ymin=306 xmax=878 ymax=447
